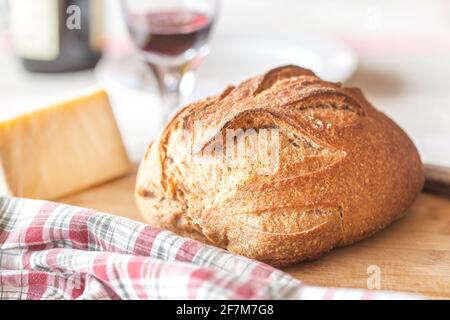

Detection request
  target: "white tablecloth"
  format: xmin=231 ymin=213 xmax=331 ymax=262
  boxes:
xmin=1 ymin=0 xmax=449 ymax=165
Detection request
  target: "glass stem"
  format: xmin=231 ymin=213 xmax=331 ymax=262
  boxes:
xmin=149 ymin=64 xmax=192 ymax=122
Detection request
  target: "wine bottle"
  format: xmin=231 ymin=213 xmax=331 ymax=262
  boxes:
xmin=10 ymin=0 xmax=102 ymax=73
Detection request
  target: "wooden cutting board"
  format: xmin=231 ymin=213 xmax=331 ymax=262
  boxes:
xmin=61 ymin=168 xmax=450 ymax=299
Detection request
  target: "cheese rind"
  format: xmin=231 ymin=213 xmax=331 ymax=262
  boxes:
xmin=0 ymin=90 xmax=131 ymax=199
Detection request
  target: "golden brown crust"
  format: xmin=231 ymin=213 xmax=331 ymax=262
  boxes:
xmin=135 ymin=65 xmax=424 ymax=267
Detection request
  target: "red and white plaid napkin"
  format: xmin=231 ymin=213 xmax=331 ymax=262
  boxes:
xmin=0 ymin=197 xmax=419 ymax=300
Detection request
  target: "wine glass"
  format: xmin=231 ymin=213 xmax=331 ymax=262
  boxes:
xmin=121 ymin=0 xmax=219 ymax=121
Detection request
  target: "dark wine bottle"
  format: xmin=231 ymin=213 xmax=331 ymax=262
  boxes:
xmin=10 ymin=0 xmax=102 ymax=73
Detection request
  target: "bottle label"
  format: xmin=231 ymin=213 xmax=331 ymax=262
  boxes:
xmin=11 ymin=0 xmax=60 ymax=61
xmin=89 ymin=0 xmax=103 ymax=52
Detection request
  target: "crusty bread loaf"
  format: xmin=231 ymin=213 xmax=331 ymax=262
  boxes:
xmin=135 ymin=65 xmax=424 ymax=267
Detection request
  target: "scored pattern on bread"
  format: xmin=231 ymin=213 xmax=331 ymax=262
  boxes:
xmin=194 ymin=109 xmax=347 ymax=189
xmin=232 ymin=207 xmax=342 ymax=234
xmin=136 ymin=65 xmax=424 ymax=267
xmin=181 ymin=67 xmax=365 ymax=154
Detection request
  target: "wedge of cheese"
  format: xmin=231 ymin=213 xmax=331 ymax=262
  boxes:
xmin=0 ymin=90 xmax=131 ymax=199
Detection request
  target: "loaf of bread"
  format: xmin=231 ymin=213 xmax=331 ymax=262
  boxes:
xmin=135 ymin=65 xmax=424 ymax=267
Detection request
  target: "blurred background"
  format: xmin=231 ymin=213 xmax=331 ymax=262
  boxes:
xmin=0 ymin=0 xmax=449 ymax=164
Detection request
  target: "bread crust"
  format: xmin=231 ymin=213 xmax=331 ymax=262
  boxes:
xmin=135 ymin=65 xmax=424 ymax=267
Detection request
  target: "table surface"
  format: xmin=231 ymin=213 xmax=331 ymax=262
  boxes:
xmin=61 ymin=169 xmax=450 ymax=299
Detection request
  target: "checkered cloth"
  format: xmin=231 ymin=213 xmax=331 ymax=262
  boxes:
xmin=0 ymin=197 xmax=419 ymax=300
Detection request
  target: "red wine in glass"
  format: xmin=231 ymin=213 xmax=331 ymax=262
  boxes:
xmin=127 ymin=10 xmax=213 ymax=57
xmin=122 ymin=0 xmax=219 ymax=123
